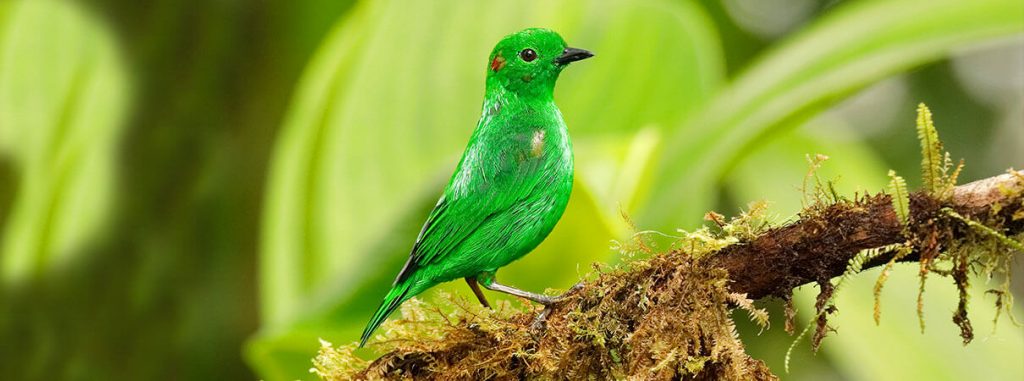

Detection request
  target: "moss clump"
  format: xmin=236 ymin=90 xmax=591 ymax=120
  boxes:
xmin=315 ymin=245 xmax=774 ymax=380
xmin=311 ymin=339 xmax=370 ymax=379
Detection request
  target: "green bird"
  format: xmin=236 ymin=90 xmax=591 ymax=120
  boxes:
xmin=360 ymin=28 xmax=593 ymax=347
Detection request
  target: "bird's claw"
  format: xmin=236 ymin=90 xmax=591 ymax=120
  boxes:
xmin=531 ymin=282 xmax=584 ymax=331
xmin=545 ymin=281 xmax=584 ymax=304
xmin=531 ymin=305 xmax=554 ymax=331
xmin=567 ymin=281 xmax=584 ymax=293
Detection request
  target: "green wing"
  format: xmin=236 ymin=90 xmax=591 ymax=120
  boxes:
xmin=393 ymin=131 xmax=548 ymax=284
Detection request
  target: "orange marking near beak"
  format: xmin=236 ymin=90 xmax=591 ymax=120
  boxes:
xmin=491 ymin=55 xmax=506 ymax=72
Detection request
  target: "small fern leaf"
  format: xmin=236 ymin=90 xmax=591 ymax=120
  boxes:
xmin=916 ymin=103 xmax=943 ymax=195
xmin=841 ymin=244 xmax=894 ymax=282
xmin=727 ymin=293 xmax=770 ymax=331
xmin=918 ymin=260 xmax=929 ymax=333
xmin=943 ymin=208 xmax=1024 ymax=252
xmin=874 ymin=262 xmax=894 ymax=325
xmin=873 ymin=244 xmax=911 ymax=325
xmin=787 ymin=245 xmax=895 ymax=372
xmin=887 ymin=170 xmax=910 ymax=226
xmin=947 ymin=158 xmax=965 ymax=191
xmin=785 ymin=319 xmax=813 ymax=374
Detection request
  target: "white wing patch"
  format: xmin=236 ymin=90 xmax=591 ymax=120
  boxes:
xmin=530 ymin=129 xmax=546 ymax=158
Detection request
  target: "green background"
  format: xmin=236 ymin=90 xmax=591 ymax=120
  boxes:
xmin=1 ymin=0 xmax=1021 ymax=380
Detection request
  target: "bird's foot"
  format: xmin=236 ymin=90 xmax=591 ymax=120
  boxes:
xmin=565 ymin=281 xmax=585 ymax=294
xmin=531 ymin=306 xmax=554 ymax=330
xmin=479 ymin=276 xmax=586 ymax=330
xmin=529 ymin=282 xmax=585 ymax=330
xmin=541 ymin=281 xmax=584 ymax=305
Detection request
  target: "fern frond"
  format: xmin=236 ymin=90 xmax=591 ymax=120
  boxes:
xmin=727 ymin=293 xmax=770 ymax=332
xmin=943 ymin=208 xmax=1024 ymax=251
xmin=842 ymin=244 xmax=897 ymax=280
xmin=785 ymin=245 xmax=893 ymax=373
xmin=918 ymin=259 xmax=930 ymax=333
xmin=887 ymin=170 xmax=910 ymax=226
xmin=873 ymin=244 xmax=911 ymax=325
xmin=784 ymin=317 xmax=813 ymax=373
xmin=802 ymin=153 xmax=830 ymax=207
xmin=947 ymin=158 xmax=965 ymax=191
xmin=916 ymin=103 xmax=943 ymax=195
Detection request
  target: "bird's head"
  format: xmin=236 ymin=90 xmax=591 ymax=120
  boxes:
xmin=485 ymin=28 xmax=593 ymax=98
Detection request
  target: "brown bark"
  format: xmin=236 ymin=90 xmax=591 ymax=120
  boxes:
xmin=707 ymin=170 xmax=1023 ymax=300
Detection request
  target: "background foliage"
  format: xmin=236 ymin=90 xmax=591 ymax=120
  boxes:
xmin=0 ymin=0 xmax=1021 ymax=380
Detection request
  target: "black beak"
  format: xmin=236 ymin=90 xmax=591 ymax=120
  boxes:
xmin=554 ymin=47 xmax=594 ymax=65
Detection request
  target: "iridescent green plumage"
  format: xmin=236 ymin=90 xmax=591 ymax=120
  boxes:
xmin=360 ymin=28 xmax=592 ymax=346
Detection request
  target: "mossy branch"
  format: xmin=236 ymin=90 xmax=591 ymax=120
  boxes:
xmin=707 ymin=171 xmax=1022 ymax=301
xmin=317 ymin=170 xmax=1022 ymax=380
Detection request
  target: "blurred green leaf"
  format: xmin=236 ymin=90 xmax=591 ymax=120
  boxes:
xmin=574 ymin=128 xmax=662 ymax=237
xmin=810 ymin=264 xmax=1024 ymax=381
xmin=725 ymin=122 xmax=889 ymax=218
xmin=254 ymin=0 xmax=722 ymax=378
xmin=0 ymin=0 xmax=128 ymax=282
xmin=643 ymin=0 xmax=1024 ymax=229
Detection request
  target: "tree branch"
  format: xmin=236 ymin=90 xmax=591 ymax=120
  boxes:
xmin=327 ymin=171 xmax=1023 ymax=380
xmin=709 ymin=170 xmax=1023 ymax=300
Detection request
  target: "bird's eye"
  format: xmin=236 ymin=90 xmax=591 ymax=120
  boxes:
xmin=519 ymin=48 xmax=537 ymax=62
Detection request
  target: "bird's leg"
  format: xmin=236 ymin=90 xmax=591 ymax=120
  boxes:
xmin=477 ymin=276 xmax=552 ymax=303
xmin=531 ymin=307 xmax=553 ymax=331
xmin=477 ymin=273 xmax=584 ymax=330
xmin=464 ymin=277 xmax=492 ymax=309
xmin=477 ymin=273 xmax=558 ymax=305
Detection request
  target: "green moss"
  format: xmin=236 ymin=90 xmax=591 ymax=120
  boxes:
xmin=314 ymin=240 xmax=776 ymax=380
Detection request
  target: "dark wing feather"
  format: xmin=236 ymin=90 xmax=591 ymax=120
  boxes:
xmin=394 ymin=196 xmax=453 ymax=284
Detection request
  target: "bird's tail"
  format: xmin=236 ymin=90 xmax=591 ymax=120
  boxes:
xmin=359 ymin=279 xmax=413 ymax=347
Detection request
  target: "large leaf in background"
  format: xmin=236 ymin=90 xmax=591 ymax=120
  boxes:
xmin=726 ymin=124 xmax=1024 ymax=380
xmin=642 ymin=0 xmax=1024 ymax=230
xmin=0 ymin=0 xmax=128 ymax=283
xmin=254 ymin=0 xmax=721 ymax=378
